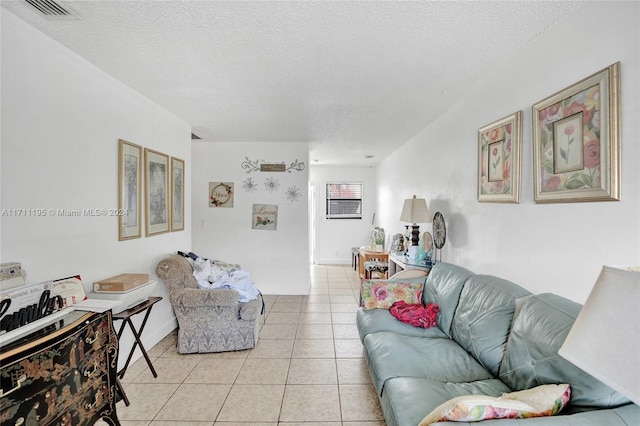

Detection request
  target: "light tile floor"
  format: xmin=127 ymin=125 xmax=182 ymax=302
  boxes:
xmin=116 ymin=264 xmax=385 ymax=425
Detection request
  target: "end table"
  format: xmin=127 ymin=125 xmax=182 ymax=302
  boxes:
xmin=112 ymin=296 xmax=162 ymax=385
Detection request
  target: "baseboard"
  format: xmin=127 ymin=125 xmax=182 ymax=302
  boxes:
xmin=316 ymin=258 xmax=351 ymax=265
xmin=262 ymin=278 xmax=311 ymax=295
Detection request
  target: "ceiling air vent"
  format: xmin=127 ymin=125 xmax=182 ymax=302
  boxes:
xmin=24 ymin=0 xmax=81 ymax=19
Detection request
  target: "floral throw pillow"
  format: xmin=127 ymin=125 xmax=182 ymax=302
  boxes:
xmin=361 ymin=280 xmax=424 ymax=310
xmin=419 ymin=384 xmax=571 ymax=426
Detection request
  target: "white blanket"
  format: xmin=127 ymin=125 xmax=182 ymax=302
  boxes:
xmin=188 ymin=257 xmax=259 ymax=302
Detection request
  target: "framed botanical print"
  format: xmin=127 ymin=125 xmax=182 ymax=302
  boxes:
xmin=118 ymin=139 xmax=142 ymax=240
xmin=144 ymin=148 xmax=170 ymax=236
xmin=532 ymin=62 xmax=620 ymax=203
xmin=477 ymin=111 xmax=522 ymax=203
xmin=171 ymin=157 xmax=185 ymax=232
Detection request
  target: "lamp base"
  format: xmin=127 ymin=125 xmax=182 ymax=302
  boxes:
xmin=411 ymin=225 xmax=420 ymax=246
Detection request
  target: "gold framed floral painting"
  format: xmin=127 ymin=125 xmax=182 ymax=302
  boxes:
xmin=532 ymin=62 xmax=620 ymax=203
xmin=477 ymin=111 xmax=522 ymax=203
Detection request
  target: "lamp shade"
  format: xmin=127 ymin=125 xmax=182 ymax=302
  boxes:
xmin=558 ymin=265 xmax=640 ymax=406
xmin=399 ymin=195 xmax=431 ymax=224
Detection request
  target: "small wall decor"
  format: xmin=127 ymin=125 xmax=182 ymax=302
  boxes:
xmin=252 ymin=204 xmax=278 ymax=230
xmin=260 ymin=163 xmax=286 ymax=172
xmin=209 ymin=182 xmax=234 ymax=207
xmin=533 ymin=62 xmax=620 ymax=203
xmin=242 ymin=177 xmax=258 ymax=192
xmin=421 ymin=231 xmax=434 ymax=255
xmin=241 ymin=157 xmax=306 ymax=173
xmin=171 ymin=157 xmax=185 ymax=231
xmin=145 ymin=148 xmax=170 ymax=236
xmin=432 ymin=212 xmax=446 ymax=262
xmin=477 ymin=111 xmax=522 ymax=203
xmin=118 ymin=139 xmax=142 ymax=240
xmin=285 ymin=186 xmax=301 ymax=202
xmin=264 ymin=177 xmax=280 ymax=193
xmin=418 ymin=231 xmax=434 ymax=263
xmin=390 ymin=233 xmax=404 ymax=254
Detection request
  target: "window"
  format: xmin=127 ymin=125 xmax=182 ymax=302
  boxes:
xmin=326 ymin=182 xmax=362 ymax=219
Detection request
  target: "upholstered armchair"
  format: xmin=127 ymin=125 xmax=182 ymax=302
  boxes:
xmin=156 ymin=254 xmax=263 ymax=354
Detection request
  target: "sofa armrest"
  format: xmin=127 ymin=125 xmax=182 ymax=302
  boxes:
xmin=239 ymin=294 xmax=263 ymax=321
xmin=174 ymin=288 xmax=239 ymax=308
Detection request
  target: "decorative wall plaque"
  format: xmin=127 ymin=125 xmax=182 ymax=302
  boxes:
xmin=209 ymin=182 xmax=234 ymax=207
xmin=241 ymin=157 xmax=305 ymax=173
xmin=260 ymin=163 xmax=286 ymax=172
xmin=252 ymin=204 xmax=278 ymax=230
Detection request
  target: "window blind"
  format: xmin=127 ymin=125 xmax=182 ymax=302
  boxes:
xmin=326 ymin=182 xmax=362 ymax=219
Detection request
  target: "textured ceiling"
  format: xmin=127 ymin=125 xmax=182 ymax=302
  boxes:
xmin=2 ymin=0 xmax=583 ymax=165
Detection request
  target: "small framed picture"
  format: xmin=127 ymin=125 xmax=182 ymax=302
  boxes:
xmin=171 ymin=157 xmax=185 ymax=232
xmin=145 ymin=148 xmax=170 ymax=236
xmin=118 ymin=139 xmax=142 ymax=240
xmin=252 ymin=204 xmax=278 ymax=231
xmin=209 ymin=182 xmax=234 ymax=207
xmin=532 ymin=62 xmax=620 ymax=203
xmin=477 ymin=111 xmax=522 ymax=203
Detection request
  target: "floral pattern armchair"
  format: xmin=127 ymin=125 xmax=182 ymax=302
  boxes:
xmin=156 ymin=254 xmax=263 ymax=354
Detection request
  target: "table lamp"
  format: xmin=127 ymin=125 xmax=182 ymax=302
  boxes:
xmin=399 ymin=195 xmax=431 ymax=261
xmin=558 ymin=265 xmax=640 ymax=406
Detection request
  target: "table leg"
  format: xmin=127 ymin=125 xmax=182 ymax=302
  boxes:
xmin=116 ymin=307 xmax=158 ymax=379
xmin=115 ymin=377 xmax=130 ymax=406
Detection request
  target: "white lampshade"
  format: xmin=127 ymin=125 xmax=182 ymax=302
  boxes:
xmin=558 ymin=265 xmax=640 ymax=406
xmin=399 ymin=195 xmax=431 ymax=224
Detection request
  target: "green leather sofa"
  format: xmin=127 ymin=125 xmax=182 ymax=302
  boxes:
xmin=356 ymin=263 xmax=640 ymax=425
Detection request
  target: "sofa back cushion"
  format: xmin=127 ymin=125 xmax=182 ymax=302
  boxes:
xmin=499 ymin=293 xmax=630 ymax=408
xmin=423 ymin=262 xmax=475 ymax=338
xmin=451 ymin=274 xmax=531 ymax=377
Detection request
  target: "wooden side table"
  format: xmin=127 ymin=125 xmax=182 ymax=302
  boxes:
xmin=351 ymin=247 xmax=361 ymax=271
xmin=112 ymin=296 xmax=162 ymax=384
xmin=359 ymin=248 xmax=389 ymax=279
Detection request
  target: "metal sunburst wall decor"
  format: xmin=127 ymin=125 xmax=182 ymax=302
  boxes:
xmin=285 ymin=186 xmax=301 ymax=202
xmin=242 ymin=177 xmax=258 ymax=192
xmin=264 ymin=177 xmax=280 ymax=192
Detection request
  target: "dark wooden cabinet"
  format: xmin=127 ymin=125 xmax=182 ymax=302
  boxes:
xmin=0 ymin=310 xmax=120 ymax=425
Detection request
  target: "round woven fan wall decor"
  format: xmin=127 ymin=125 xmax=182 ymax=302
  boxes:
xmin=432 ymin=212 xmax=446 ymax=249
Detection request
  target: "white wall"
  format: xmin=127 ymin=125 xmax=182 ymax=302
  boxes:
xmin=376 ymin=1 xmax=640 ymax=304
xmin=1 ymin=10 xmax=192 ymax=366
xmin=191 ymin=141 xmax=309 ymax=295
xmin=310 ymin=165 xmax=378 ymax=264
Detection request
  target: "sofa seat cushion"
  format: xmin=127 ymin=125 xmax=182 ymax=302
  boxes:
xmin=379 ymin=376 xmax=511 ymax=426
xmin=451 ymin=274 xmax=532 ymax=377
xmin=363 ymin=331 xmax=495 ymax=396
xmin=357 ymin=308 xmax=448 ymax=342
xmin=499 ymin=293 xmax=630 ymax=408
